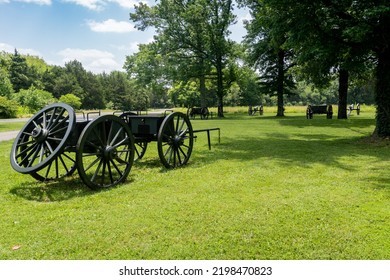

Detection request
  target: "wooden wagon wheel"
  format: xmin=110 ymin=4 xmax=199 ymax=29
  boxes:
xmin=10 ymin=103 xmax=76 ymax=176
xmin=157 ymin=112 xmax=194 ymax=168
xmin=76 ymin=115 xmax=135 ymax=190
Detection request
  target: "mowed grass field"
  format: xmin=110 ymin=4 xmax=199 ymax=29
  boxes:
xmin=1 ymin=106 xmax=390 ymax=260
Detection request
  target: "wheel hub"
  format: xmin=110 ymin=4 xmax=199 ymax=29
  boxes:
xmin=172 ymin=135 xmax=184 ymax=147
xmin=103 ymin=146 xmax=117 ymax=161
xmin=32 ymin=127 xmax=49 ymax=143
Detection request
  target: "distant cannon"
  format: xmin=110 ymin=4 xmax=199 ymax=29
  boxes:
xmin=187 ymin=107 xmax=209 ymax=119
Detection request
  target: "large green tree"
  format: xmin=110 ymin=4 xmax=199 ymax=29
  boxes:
xmin=242 ymin=0 xmax=296 ymax=117
xmin=253 ymin=0 xmax=390 ymax=134
xmin=129 ymin=0 xmax=235 ymax=117
xmin=8 ymin=49 xmax=33 ymax=92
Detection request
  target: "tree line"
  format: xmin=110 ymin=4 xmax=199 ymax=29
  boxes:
xmin=1 ymin=0 xmax=385 ymax=135
xmin=0 ymin=50 xmax=151 ymax=118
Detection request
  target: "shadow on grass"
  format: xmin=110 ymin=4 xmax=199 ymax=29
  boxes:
xmin=194 ymin=131 xmax=390 ymax=176
xmin=9 ymin=176 xmax=135 ymax=202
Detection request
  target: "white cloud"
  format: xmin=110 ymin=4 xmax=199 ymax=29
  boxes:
xmin=63 ymin=0 xmax=148 ymax=11
xmin=63 ymin=0 xmax=105 ymax=11
xmin=58 ymin=48 xmax=121 ymax=73
xmin=1 ymin=0 xmax=149 ymax=9
xmin=109 ymin=0 xmax=151 ymax=9
xmin=0 ymin=0 xmax=51 ymax=4
xmin=87 ymin=19 xmax=136 ymax=33
xmin=0 ymin=42 xmax=14 ymax=53
xmin=0 ymin=42 xmax=42 ymax=56
xmin=113 ymin=42 xmax=140 ymax=53
xmin=16 ymin=0 xmax=51 ymax=4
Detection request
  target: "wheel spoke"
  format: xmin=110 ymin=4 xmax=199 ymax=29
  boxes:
xmin=111 ymin=159 xmax=124 ymax=177
xmin=62 ymin=152 xmax=75 ymax=163
xmin=91 ymin=159 xmax=103 ymax=182
xmin=58 ymin=154 xmax=70 ymax=173
xmin=49 ymin=125 xmax=68 ymax=136
xmin=27 ymin=144 xmax=42 ymax=167
xmin=16 ymin=142 xmax=37 ymax=159
xmin=101 ymin=160 xmax=107 ymax=185
xmin=44 ymin=161 xmax=53 ymax=180
xmin=17 ymin=139 xmax=35 ymax=147
xmin=42 ymin=112 xmax=47 ymax=129
xmin=47 ymin=137 xmax=63 ymax=142
xmin=55 ymin=157 xmax=59 ymax=178
xmin=92 ymin=127 xmax=105 ymax=147
xmin=46 ymin=107 xmax=56 ymax=129
xmin=47 ymin=108 xmax=65 ymax=130
xmin=32 ymin=120 xmax=42 ymax=129
xmin=101 ymin=121 xmax=108 ymax=145
xmin=49 ymin=114 xmax=69 ymax=133
xmin=163 ymin=145 xmax=172 ymax=158
xmin=110 ymin=127 xmax=124 ymax=146
xmin=176 ymin=147 xmax=182 ymax=165
xmin=175 ymin=115 xmax=180 ymax=134
xmin=111 ymin=135 xmax=128 ymax=149
xmin=178 ymin=146 xmax=188 ymax=160
xmin=44 ymin=140 xmax=54 ymax=153
xmin=84 ymin=156 xmax=101 ymax=172
xmin=19 ymin=143 xmax=39 ymax=165
xmin=39 ymin=144 xmax=45 ymax=163
xmin=178 ymin=118 xmax=186 ymax=134
xmin=107 ymin=161 xmax=114 ymax=184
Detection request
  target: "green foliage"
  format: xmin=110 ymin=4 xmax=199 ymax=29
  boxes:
xmin=0 ymin=96 xmax=18 ymax=118
xmin=242 ymin=0 xmax=296 ymax=116
xmin=8 ymin=50 xmax=34 ymax=92
xmin=0 ymin=68 xmax=14 ymax=98
xmin=12 ymin=86 xmax=55 ymax=113
xmin=168 ymin=80 xmax=200 ymax=107
xmin=59 ymin=93 xmax=82 ymax=110
xmin=129 ymin=0 xmax=236 ymax=115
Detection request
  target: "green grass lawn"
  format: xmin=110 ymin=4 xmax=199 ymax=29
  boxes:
xmin=1 ymin=110 xmax=390 ymax=260
xmin=0 ymin=121 xmax=24 ymax=133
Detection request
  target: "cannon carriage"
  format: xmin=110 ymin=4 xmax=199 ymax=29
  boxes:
xmin=10 ymin=103 xmax=195 ymax=190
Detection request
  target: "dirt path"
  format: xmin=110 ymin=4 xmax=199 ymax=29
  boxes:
xmin=0 ymin=130 xmax=19 ymax=142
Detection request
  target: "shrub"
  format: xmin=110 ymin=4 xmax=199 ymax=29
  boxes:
xmin=0 ymin=96 xmax=19 ymax=118
xmin=59 ymin=93 xmax=82 ymax=110
xmin=12 ymin=86 xmax=56 ymax=113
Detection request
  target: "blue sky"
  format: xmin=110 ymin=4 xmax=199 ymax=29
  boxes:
xmin=0 ymin=0 xmax=249 ymax=73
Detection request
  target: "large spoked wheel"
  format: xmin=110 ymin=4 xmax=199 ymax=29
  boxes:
xmin=76 ymin=115 xmax=135 ymax=190
xmin=157 ymin=112 xmax=194 ymax=168
xmin=10 ymin=103 xmax=76 ymax=175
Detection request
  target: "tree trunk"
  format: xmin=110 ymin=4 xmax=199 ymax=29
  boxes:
xmin=199 ymin=74 xmax=207 ymax=108
xmin=216 ymin=54 xmax=225 ymax=118
xmin=337 ymin=68 xmax=348 ymax=119
xmin=276 ymin=49 xmax=285 ymax=117
xmin=375 ymin=47 xmax=390 ymax=137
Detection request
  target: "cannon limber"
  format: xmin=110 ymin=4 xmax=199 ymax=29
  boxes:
xmin=10 ymin=103 xmax=219 ymax=190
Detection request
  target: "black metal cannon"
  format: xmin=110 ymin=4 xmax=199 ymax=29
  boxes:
xmin=10 ymin=103 xmax=196 ymax=190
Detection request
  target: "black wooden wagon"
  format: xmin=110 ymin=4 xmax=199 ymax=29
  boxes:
xmin=10 ymin=103 xmax=213 ymax=190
